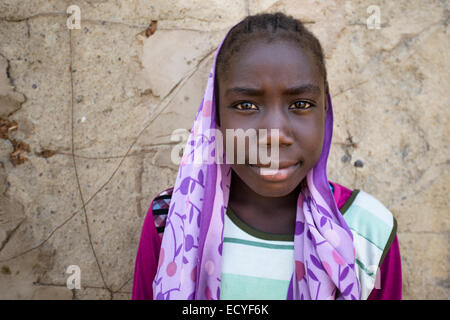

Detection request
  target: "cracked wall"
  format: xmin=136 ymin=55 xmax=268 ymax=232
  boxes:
xmin=0 ymin=0 xmax=448 ymax=299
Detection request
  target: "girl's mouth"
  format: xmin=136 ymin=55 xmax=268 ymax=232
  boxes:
xmin=247 ymin=161 xmax=302 ymax=182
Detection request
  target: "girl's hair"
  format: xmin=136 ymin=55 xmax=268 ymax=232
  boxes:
xmin=215 ymin=12 xmax=329 ymax=111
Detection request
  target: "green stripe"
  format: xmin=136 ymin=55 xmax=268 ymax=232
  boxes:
xmin=223 ymin=237 xmax=294 ymax=250
xmin=355 ymin=258 xmax=376 ymax=278
xmin=344 ymin=204 xmax=392 ymax=249
xmin=221 ymin=273 xmax=290 ymax=300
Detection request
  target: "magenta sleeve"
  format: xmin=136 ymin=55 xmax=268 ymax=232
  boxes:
xmin=367 ymin=235 xmax=402 ymax=300
xmin=132 ymin=201 xmax=162 ymax=300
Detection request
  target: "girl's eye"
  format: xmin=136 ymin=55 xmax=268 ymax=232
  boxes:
xmin=289 ymin=101 xmax=314 ymax=110
xmin=233 ymin=102 xmax=258 ymax=110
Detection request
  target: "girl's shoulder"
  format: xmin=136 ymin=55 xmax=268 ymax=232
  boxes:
xmin=149 ymin=187 xmax=174 ymax=238
xmin=338 ymin=186 xmax=398 ymax=298
xmin=338 ymin=186 xmax=398 ymax=238
xmin=335 ymin=182 xmax=398 ymax=256
xmin=331 ymin=181 xmax=397 ymax=234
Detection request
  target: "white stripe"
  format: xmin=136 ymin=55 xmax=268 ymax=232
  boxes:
xmin=352 ymin=231 xmax=383 ymax=278
xmin=222 ymin=214 xmax=294 ymax=281
xmin=355 ymin=264 xmax=376 ymax=300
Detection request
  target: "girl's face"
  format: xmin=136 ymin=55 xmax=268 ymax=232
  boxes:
xmin=217 ymin=38 xmax=328 ymax=198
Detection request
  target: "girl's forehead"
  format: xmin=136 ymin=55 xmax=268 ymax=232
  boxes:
xmin=218 ymin=38 xmax=323 ymax=88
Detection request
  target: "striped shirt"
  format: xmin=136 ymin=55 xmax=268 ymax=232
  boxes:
xmin=220 ymin=206 xmax=295 ymax=299
xmin=220 ymin=184 xmax=335 ymax=300
xmin=131 ymin=181 xmax=402 ymax=300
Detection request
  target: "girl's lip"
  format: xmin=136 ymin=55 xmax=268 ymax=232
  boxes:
xmin=247 ymin=162 xmax=301 ymax=182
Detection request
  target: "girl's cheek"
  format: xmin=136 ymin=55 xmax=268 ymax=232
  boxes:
xmin=294 ymin=119 xmax=324 ymax=157
xmin=309 ymin=130 xmax=325 ymax=163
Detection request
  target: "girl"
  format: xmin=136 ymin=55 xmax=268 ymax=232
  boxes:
xmin=132 ymin=12 xmax=401 ymax=300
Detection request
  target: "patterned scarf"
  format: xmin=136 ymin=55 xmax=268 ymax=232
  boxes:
xmin=152 ymin=25 xmax=361 ymax=300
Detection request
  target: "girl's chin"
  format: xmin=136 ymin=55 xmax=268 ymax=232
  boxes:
xmin=250 ymin=182 xmax=302 ymax=198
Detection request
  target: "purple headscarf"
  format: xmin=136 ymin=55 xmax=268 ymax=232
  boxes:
xmin=152 ymin=23 xmax=361 ymax=300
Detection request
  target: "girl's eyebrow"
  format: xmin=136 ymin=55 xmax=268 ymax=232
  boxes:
xmin=225 ymin=86 xmax=264 ymax=97
xmin=283 ymin=84 xmax=321 ymax=95
xmin=225 ymin=84 xmax=321 ymax=97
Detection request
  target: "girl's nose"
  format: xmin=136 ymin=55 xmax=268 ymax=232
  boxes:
xmin=258 ymin=108 xmax=295 ymax=147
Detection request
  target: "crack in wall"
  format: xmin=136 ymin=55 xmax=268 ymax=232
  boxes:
xmin=0 ymin=53 xmax=27 ymax=117
xmin=68 ymin=25 xmax=110 ymax=294
xmin=0 ymin=217 xmax=25 ymax=253
xmin=36 ymin=143 xmax=174 ymax=160
xmin=33 ymin=280 xmax=132 ymax=300
xmin=0 ymin=22 xmax=216 ymax=298
xmin=0 ymin=12 xmax=67 ymax=22
xmin=1 ymin=12 xmax=233 ymax=32
xmin=333 ymin=79 xmax=369 ymax=98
